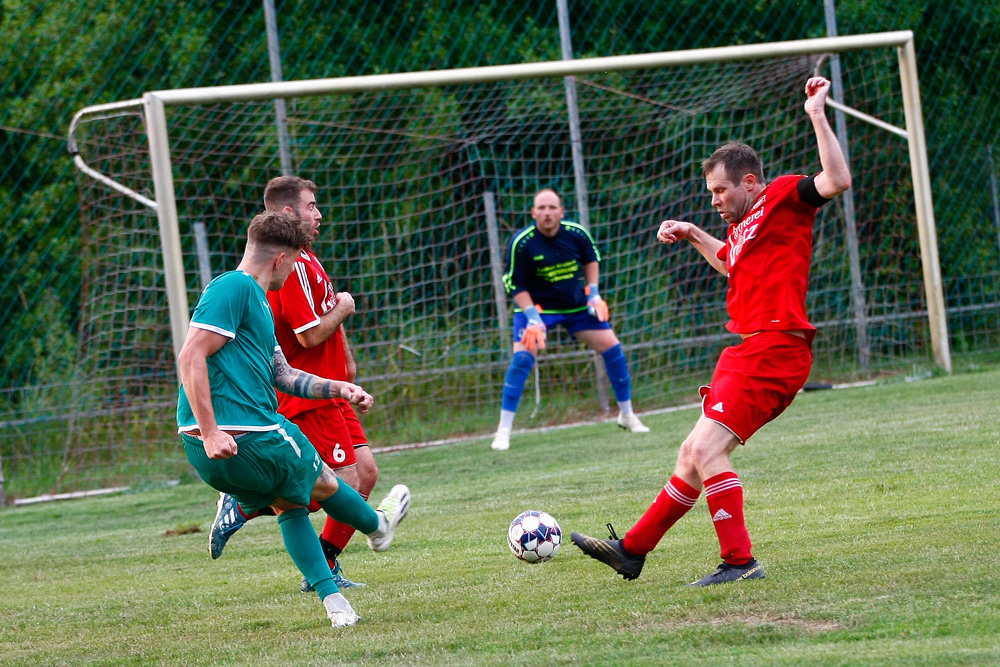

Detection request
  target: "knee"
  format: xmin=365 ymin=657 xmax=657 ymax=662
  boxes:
xmin=677 ymin=436 xmax=717 ymax=470
xmin=275 ymin=506 xmax=309 ymax=522
xmin=337 ymin=465 xmax=360 ymax=489
xmin=360 ymin=460 xmax=379 ymax=494
xmin=677 ymin=437 xmax=696 ymax=467
xmin=510 ymin=350 xmax=535 ymax=373
xmin=600 ymin=341 xmax=624 ymax=360
xmin=310 ymin=465 xmax=341 ymax=501
xmin=688 ymin=440 xmax=717 ymax=470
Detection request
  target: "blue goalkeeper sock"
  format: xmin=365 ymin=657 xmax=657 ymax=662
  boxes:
xmin=276 ymin=507 xmax=337 ymax=600
xmin=500 ymin=351 xmax=535 ymax=413
xmin=317 ymin=481 xmax=379 ymax=535
xmin=602 ymin=343 xmax=632 ymax=403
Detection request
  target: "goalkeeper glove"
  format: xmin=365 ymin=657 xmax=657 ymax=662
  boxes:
xmin=585 ymin=284 xmax=609 ymax=322
xmin=520 ymin=305 xmax=547 ymax=352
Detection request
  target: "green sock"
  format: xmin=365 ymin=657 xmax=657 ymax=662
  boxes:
xmin=276 ymin=507 xmax=337 ymax=599
xmin=318 ymin=482 xmax=379 ymax=535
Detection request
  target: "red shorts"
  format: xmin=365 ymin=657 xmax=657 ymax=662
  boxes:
xmin=699 ymin=331 xmax=812 ymax=443
xmin=291 ymin=399 xmax=368 ymax=470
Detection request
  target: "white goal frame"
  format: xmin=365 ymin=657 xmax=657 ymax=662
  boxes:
xmin=68 ymin=30 xmax=951 ymax=373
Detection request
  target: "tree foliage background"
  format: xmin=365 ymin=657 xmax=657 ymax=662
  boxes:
xmin=1 ymin=0 xmax=999 ymax=497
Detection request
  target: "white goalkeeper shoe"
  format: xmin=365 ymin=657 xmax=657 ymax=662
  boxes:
xmin=490 ymin=427 xmax=511 ymax=451
xmin=323 ymin=592 xmax=361 ymax=628
xmin=617 ymin=412 xmax=650 ymax=433
xmin=367 ymin=484 xmax=411 ymax=552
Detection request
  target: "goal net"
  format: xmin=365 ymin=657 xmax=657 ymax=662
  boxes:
xmin=59 ymin=35 xmax=933 ymax=494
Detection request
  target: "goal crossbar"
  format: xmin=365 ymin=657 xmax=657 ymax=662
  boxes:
xmin=68 ymin=29 xmax=950 ymax=372
xmin=148 ymin=31 xmax=915 ymax=105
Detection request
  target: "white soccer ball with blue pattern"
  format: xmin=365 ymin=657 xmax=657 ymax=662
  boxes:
xmin=507 ymin=510 xmax=562 ymax=563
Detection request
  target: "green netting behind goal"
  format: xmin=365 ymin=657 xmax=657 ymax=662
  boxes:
xmin=67 ymin=47 xmax=919 ymax=490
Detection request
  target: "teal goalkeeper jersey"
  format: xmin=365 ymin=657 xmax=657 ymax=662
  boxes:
xmin=176 ymin=270 xmax=283 ymax=433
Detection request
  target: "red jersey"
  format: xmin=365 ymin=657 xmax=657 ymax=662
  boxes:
xmin=267 ymin=249 xmax=348 ymax=420
xmin=716 ymin=174 xmax=821 ymax=339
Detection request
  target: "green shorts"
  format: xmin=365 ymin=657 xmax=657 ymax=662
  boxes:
xmin=182 ymin=417 xmax=323 ymax=515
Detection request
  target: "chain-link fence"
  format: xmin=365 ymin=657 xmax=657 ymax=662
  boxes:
xmin=2 ymin=0 xmax=999 ymax=501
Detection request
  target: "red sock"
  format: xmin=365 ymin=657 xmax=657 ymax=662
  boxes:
xmin=320 ymin=490 xmax=370 ymax=557
xmin=704 ymin=472 xmax=752 ymax=565
xmin=623 ymin=476 xmax=700 ymax=555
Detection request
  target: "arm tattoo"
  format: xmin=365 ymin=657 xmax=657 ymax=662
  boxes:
xmin=272 ymin=348 xmax=337 ymax=399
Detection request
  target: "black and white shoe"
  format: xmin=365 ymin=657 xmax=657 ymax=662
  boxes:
xmin=688 ymin=558 xmax=765 ymax=586
xmin=570 ymin=532 xmax=646 ymax=581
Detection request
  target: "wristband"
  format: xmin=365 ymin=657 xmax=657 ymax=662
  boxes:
xmin=586 ymin=284 xmax=600 ymax=301
xmin=523 ymin=305 xmax=543 ymax=327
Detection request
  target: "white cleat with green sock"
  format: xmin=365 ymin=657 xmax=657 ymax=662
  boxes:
xmin=366 ymin=484 xmax=410 ymax=552
xmin=323 ymin=592 xmax=361 ymax=628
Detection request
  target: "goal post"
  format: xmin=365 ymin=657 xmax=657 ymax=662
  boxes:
xmin=70 ymin=30 xmax=950 ymax=375
xmin=64 ymin=28 xmax=950 ymax=475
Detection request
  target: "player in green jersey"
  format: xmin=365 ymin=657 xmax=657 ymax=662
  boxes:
xmin=177 ymin=210 xmax=410 ymax=628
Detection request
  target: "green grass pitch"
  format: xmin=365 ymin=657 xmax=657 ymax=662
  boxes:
xmin=2 ymin=367 xmax=999 ymax=665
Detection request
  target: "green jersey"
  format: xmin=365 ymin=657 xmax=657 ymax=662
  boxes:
xmin=177 ymin=270 xmax=282 ymax=432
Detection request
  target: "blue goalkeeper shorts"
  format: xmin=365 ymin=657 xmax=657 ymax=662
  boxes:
xmin=512 ymin=308 xmax=610 ymax=345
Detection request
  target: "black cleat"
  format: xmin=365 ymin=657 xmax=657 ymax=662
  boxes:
xmin=688 ymin=558 xmax=765 ymax=586
xmin=570 ymin=532 xmax=646 ymax=581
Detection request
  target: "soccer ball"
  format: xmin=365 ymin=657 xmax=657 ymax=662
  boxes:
xmin=507 ymin=510 xmax=562 ymax=563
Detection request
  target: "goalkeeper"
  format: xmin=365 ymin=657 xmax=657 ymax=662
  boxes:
xmin=491 ymin=188 xmax=649 ymax=451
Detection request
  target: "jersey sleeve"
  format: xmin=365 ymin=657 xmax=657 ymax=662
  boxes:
xmin=574 ymin=224 xmax=601 ymax=264
xmin=503 ymin=234 xmax=529 ymax=297
xmin=273 ymin=261 xmax=322 ymax=334
xmin=189 ymin=273 xmax=247 ymax=339
xmin=795 ymin=173 xmax=831 ymax=208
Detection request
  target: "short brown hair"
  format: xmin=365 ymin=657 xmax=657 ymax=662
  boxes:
xmin=263 ymin=176 xmax=318 ymax=212
xmin=533 ymin=187 xmax=562 ymax=205
xmin=702 ymin=142 xmax=764 ymax=185
xmin=247 ymin=210 xmax=311 ymax=253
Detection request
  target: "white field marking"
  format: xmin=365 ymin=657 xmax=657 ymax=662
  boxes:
xmin=15 ymin=485 xmax=131 ymax=506
xmin=370 ymin=379 xmax=885 ymax=456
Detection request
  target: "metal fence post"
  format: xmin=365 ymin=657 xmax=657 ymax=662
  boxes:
xmin=989 ymin=145 xmax=1000 ymax=259
xmin=825 ymin=0 xmax=871 ymax=370
xmin=485 ymin=191 xmax=511 ymax=363
xmin=557 ymin=0 xmax=610 ymax=412
xmin=263 ymin=0 xmax=294 ymax=175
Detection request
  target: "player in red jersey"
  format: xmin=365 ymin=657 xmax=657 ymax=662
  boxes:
xmin=208 ymin=176 xmax=385 ymax=591
xmin=572 ymin=76 xmax=851 ymax=586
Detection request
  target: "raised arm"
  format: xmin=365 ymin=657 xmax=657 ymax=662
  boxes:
xmin=804 ymin=76 xmax=852 ymax=198
xmin=657 ymin=220 xmax=727 ymax=275
xmin=271 ymin=346 xmax=374 ymax=413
